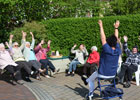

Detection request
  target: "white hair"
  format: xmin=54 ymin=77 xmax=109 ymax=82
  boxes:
xmin=26 ymin=42 xmax=30 ymax=45
xmin=91 ymin=46 xmax=97 ymax=51
xmin=12 ymin=42 xmax=19 ymax=47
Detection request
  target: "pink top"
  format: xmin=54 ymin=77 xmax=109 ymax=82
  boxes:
xmin=0 ymin=50 xmax=17 ymax=69
xmin=34 ymin=44 xmax=50 ymax=61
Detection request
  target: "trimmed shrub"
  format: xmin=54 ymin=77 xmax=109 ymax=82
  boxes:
xmin=10 ymin=14 xmax=140 ymax=56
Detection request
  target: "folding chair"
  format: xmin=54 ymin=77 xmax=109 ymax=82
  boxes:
xmin=93 ymin=77 xmax=123 ymax=100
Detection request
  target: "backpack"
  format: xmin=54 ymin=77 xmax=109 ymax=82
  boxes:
xmin=102 ymin=86 xmax=123 ymax=97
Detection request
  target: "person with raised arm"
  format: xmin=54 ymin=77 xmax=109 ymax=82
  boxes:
xmin=34 ymin=40 xmax=56 ymax=78
xmin=23 ymin=32 xmax=46 ymax=80
xmin=9 ymin=31 xmax=33 ymax=82
xmin=118 ymin=36 xmax=140 ymax=88
xmin=81 ymin=20 xmax=121 ymax=99
xmin=0 ymin=43 xmax=23 ymax=85
xmin=66 ymin=44 xmax=88 ymax=76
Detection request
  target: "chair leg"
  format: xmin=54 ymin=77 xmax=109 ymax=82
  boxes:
xmin=98 ymin=78 xmax=102 ymax=96
xmin=135 ymin=71 xmax=139 ymax=86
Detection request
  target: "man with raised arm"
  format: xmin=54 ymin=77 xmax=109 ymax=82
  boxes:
xmin=118 ymin=36 xmax=139 ymax=88
xmin=82 ymin=20 xmax=121 ymax=99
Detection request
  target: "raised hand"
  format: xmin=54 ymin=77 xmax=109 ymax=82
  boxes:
xmin=30 ymin=32 xmax=34 ymax=39
xmin=48 ymin=40 xmax=51 ymax=45
xmin=22 ymin=31 xmax=27 ymax=37
xmin=5 ymin=42 xmax=9 ymax=47
xmin=10 ymin=34 xmax=14 ymax=39
xmin=30 ymin=32 xmax=33 ymax=36
xmin=114 ymin=20 xmax=120 ymax=28
xmin=123 ymin=35 xmax=128 ymax=42
xmin=98 ymin=20 xmax=103 ymax=27
xmin=40 ymin=40 xmax=44 ymax=45
xmin=73 ymin=44 xmax=77 ymax=48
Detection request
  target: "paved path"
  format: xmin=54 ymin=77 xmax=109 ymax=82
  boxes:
xmin=1 ymin=73 xmax=140 ymax=100
xmin=0 ymin=74 xmax=37 ymax=100
xmin=24 ymin=73 xmax=140 ymax=100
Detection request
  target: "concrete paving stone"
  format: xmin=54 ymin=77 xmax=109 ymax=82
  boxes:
xmin=1 ymin=73 xmax=140 ymax=100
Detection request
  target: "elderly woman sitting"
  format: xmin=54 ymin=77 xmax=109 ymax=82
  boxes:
xmin=66 ymin=44 xmax=88 ymax=76
xmin=83 ymin=46 xmax=100 ymax=78
xmin=23 ymin=32 xmax=46 ymax=80
xmin=0 ymin=43 xmax=23 ymax=85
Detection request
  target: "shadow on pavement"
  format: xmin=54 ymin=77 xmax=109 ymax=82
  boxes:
xmin=0 ymin=72 xmax=16 ymax=85
xmin=65 ymin=83 xmax=101 ymax=99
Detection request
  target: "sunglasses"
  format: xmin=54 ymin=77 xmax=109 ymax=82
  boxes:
xmin=14 ymin=45 xmax=18 ymax=47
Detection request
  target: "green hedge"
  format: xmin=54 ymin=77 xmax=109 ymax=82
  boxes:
xmin=10 ymin=14 xmax=140 ymax=56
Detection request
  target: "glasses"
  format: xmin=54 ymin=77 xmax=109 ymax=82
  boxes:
xmin=14 ymin=45 xmax=18 ymax=47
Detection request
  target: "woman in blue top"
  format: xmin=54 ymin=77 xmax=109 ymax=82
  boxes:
xmin=82 ymin=20 xmax=121 ymax=99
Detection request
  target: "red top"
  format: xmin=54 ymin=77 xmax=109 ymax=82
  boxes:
xmin=41 ymin=52 xmax=46 ymax=59
xmin=87 ymin=51 xmax=100 ymax=66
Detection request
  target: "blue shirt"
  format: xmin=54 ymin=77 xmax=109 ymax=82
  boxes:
xmin=98 ymin=43 xmax=121 ymax=76
xmin=29 ymin=50 xmax=37 ymax=61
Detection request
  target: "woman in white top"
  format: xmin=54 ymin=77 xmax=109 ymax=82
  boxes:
xmin=0 ymin=43 xmax=23 ymax=85
xmin=66 ymin=44 xmax=88 ymax=76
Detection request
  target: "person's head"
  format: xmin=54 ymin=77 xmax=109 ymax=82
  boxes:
xmin=91 ymin=46 xmax=97 ymax=52
xmin=26 ymin=42 xmax=30 ymax=48
xmin=132 ymin=46 xmax=138 ymax=54
xmin=13 ymin=42 xmax=19 ymax=48
xmin=79 ymin=44 xmax=85 ymax=50
xmin=106 ymin=35 xmax=117 ymax=48
xmin=0 ymin=43 xmax=5 ymax=51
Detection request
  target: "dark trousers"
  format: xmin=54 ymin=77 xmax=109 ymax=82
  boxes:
xmin=16 ymin=61 xmax=32 ymax=75
xmin=5 ymin=65 xmax=22 ymax=80
xmin=29 ymin=60 xmax=41 ymax=70
xmin=118 ymin=64 xmax=138 ymax=82
xmin=83 ymin=63 xmax=97 ymax=76
xmin=40 ymin=59 xmax=55 ymax=75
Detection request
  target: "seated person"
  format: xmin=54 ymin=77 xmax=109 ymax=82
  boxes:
xmin=83 ymin=46 xmax=100 ymax=77
xmin=118 ymin=36 xmax=139 ymax=88
xmin=9 ymin=31 xmax=34 ymax=82
xmin=34 ymin=40 xmax=56 ymax=78
xmin=0 ymin=43 xmax=23 ymax=85
xmin=81 ymin=20 xmax=121 ymax=99
xmin=23 ymin=32 xmax=46 ymax=80
xmin=66 ymin=44 xmax=88 ymax=76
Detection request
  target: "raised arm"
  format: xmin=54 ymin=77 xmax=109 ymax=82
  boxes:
xmin=9 ymin=34 xmax=13 ymax=47
xmin=30 ymin=32 xmax=35 ymax=49
xmin=98 ymin=20 xmax=106 ymax=46
xmin=34 ymin=40 xmax=44 ymax=53
xmin=82 ymin=46 xmax=89 ymax=56
xmin=71 ymin=44 xmax=77 ymax=53
xmin=20 ymin=31 xmax=26 ymax=50
xmin=5 ymin=42 xmax=10 ymax=49
xmin=45 ymin=40 xmax=51 ymax=52
xmin=114 ymin=20 xmax=120 ymax=40
xmin=123 ymin=35 xmax=131 ymax=56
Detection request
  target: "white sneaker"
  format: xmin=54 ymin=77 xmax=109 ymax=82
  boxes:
xmin=31 ymin=71 xmax=34 ymax=75
xmin=45 ymin=75 xmax=50 ymax=78
xmin=82 ymin=75 xmax=88 ymax=78
xmin=88 ymin=92 xmax=93 ymax=100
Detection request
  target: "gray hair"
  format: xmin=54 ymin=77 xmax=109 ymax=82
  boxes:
xmin=12 ymin=42 xmax=19 ymax=47
xmin=26 ymin=42 xmax=30 ymax=45
xmin=91 ymin=46 xmax=97 ymax=51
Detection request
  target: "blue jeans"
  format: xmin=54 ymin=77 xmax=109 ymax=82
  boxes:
xmin=68 ymin=59 xmax=80 ymax=72
xmin=40 ymin=59 xmax=55 ymax=75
